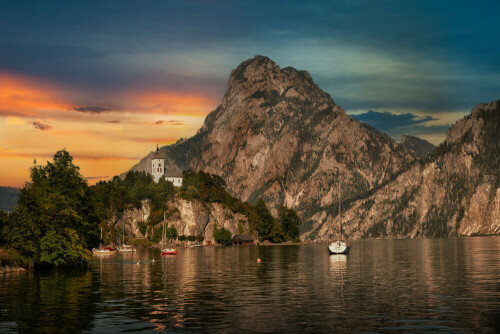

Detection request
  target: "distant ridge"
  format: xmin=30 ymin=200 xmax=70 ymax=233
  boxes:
xmin=400 ymin=135 xmax=436 ymax=158
xmin=0 ymin=186 xmax=20 ymax=212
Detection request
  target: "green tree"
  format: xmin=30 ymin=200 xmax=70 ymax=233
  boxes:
xmin=213 ymin=226 xmax=232 ymax=246
xmin=254 ymin=198 xmax=275 ymax=241
xmin=278 ymin=205 xmax=302 ymax=240
xmin=165 ymin=226 xmax=178 ymax=241
xmin=5 ymin=150 xmax=98 ymax=267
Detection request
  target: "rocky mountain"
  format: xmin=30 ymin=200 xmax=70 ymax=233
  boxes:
xmin=128 ymin=55 xmax=416 ymax=236
xmin=400 ymin=135 xmax=436 ymax=158
xmin=314 ymin=101 xmax=500 ymax=240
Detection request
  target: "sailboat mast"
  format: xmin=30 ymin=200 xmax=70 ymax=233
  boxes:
xmin=338 ymin=167 xmax=342 ymax=241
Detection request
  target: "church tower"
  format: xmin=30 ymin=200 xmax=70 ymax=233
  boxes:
xmin=151 ymin=143 xmax=164 ymax=183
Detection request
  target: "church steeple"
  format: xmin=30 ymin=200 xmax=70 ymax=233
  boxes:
xmin=156 ymin=142 xmax=159 ymax=152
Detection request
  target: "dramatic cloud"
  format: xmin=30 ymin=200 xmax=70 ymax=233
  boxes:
xmin=32 ymin=120 xmax=52 ymax=131
xmin=73 ymin=106 xmax=112 ymax=114
xmin=350 ymin=110 xmax=450 ymax=144
xmin=351 ymin=110 xmax=437 ymax=132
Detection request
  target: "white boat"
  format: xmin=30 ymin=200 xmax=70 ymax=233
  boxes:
xmin=117 ymin=217 xmax=136 ymax=252
xmin=117 ymin=244 xmax=136 ymax=252
xmin=161 ymin=218 xmax=178 ymax=256
xmin=92 ymin=246 xmax=117 ymax=255
xmin=328 ymin=167 xmax=350 ymax=255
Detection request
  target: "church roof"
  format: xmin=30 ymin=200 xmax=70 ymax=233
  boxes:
xmin=164 ymin=169 xmax=183 ymax=178
xmin=153 ymin=152 xmax=164 ymax=160
xmin=152 ymin=143 xmax=164 ymax=160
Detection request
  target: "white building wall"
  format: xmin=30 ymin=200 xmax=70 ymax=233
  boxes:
xmin=152 ymin=158 xmax=164 ymax=183
xmin=165 ymin=177 xmax=183 ymax=187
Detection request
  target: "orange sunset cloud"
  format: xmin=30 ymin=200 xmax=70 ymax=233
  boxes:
xmin=0 ymin=72 xmax=70 ymax=117
xmin=0 ymin=72 xmax=215 ymax=187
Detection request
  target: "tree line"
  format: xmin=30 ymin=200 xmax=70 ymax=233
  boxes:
xmin=0 ymin=150 xmax=301 ymax=268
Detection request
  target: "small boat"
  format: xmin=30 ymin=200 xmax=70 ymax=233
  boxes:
xmin=92 ymin=246 xmax=117 ymax=255
xmin=161 ymin=248 xmax=178 ymax=255
xmin=328 ymin=240 xmax=350 ymax=255
xmin=117 ymin=217 xmax=136 ymax=252
xmin=117 ymin=244 xmax=136 ymax=252
xmin=328 ymin=167 xmax=350 ymax=255
xmin=189 ymin=243 xmax=203 ymax=248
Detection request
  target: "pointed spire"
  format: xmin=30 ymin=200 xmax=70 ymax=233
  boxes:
xmin=156 ymin=142 xmax=159 ymax=152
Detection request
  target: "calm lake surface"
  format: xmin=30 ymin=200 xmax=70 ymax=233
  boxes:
xmin=1 ymin=237 xmax=499 ymax=333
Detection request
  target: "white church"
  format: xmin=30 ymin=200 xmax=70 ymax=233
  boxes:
xmin=151 ymin=144 xmax=183 ymax=186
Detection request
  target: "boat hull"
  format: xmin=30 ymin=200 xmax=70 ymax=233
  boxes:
xmin=161 ymin=249 xmax=178 ymax=256
xmin=328 ymin=242 xmax=350 ymax=255
xmin=92 ymin=249 xmax=117 ymax=255
xmin=117 ymin=245 xmax=136 ymax=252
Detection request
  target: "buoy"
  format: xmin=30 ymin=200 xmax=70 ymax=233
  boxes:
xmin=257 ymin=258 xmax=261 ymax=263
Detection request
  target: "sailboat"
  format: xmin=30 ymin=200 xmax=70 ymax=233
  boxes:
xmin=118 ymin=219 xmax=136 ymax=252
xmin=161 ymin=218 xmax=177 ymax=256
xmin=328 ymin=168 xmax=350 ymax=255
xmin=93 ymin=226 xmax=118 ymax=255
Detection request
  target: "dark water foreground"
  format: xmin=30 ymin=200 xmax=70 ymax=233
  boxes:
xmin=0 ymin=237 xmax=499 ymax=333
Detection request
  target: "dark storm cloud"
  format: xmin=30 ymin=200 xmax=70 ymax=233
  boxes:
xmin=32 ymin=120 xmax=52 ymax=131
xmin=350 ymin=110 xmax=450 ymax=140
xmin=351 ymin=110 xmax=437 ymax=132
xmin=73 ymin=106 xmax=112 ymax=114
xmin=0 ymin=0 xmax=499 ymax=117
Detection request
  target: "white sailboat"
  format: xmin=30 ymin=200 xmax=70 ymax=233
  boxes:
xmin=118 ymin=219 xmax=136 ymax=252
xmin=328 ymin=168 xmax=350 ymax=255
xmin=161 ymin=217 xmax=177 ymax=256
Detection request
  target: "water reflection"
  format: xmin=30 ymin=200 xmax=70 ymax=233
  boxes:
xmin=0 ymin=238 xmax=499 ymax=333
xmin=0 ymin=268 xmax=100 ymax=333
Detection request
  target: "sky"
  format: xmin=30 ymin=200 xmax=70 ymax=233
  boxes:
xmin=1 ymin=0 xmax=499 ymax=187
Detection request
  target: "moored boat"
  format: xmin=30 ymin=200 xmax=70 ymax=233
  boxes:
xmin=92 ymin=246 xmax=117 ymax=255
xmin=328 ymin=240 xmax=350 ymax=255
xmin=161 ymin=248 xmax=178 ymax=255
xmin=328 ymin=167 xmax=351 ymax=255
xmin=117 ymin=244 xmax=136 ymax=252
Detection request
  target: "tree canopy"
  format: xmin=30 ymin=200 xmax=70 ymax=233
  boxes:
xmin=4 ymin=150 xmax=98 ymax=267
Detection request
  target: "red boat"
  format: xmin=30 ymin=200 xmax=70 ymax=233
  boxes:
xmin=161 ymin=248 xmax=178 ymax=256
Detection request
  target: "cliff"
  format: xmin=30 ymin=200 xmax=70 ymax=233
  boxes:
xmin=110 ymin=198 xmax=251 ymax=244
xmin=314 ymin=101 xmax=500 ymax=240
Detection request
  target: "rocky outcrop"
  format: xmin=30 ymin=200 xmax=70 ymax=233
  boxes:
xmin=164 ymin=199 xmax=250 ymax=243
xmin=110 ymin=198 xmax=251 ymax=244
xmin=127 ymin=56 xmax=416 ymax=236
xmin=400 ymin=135 xmax=435 ymax=159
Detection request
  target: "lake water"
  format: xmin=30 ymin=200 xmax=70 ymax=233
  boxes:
xmin=0 ymin=237 xmax=499 ymax=333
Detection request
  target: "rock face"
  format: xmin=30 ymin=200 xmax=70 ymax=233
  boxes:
xmin=111 ymin=199 xmax=251 ymax=244
xmin=314 ymin=101 xmax=500 ymax=240
xmin=127 ymin=56 xmax=416 ymax=236
xmin=400 ymin=135 xmax=436 ymax=159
